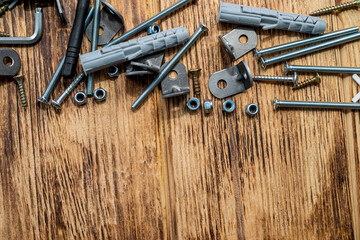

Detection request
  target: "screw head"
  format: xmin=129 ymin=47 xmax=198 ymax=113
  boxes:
xmin=284 ymin=62 xmax=290 ymax=75
xmin=37 ymin=97 xmax=49 ymax=105
xmin=253 ymin=48 xmax=261 ymax=60
xmin=293 ymin=72 xmax=299 ymax=86
xmin=273 ymin=98 xmax=280 ymax=110
xmin=188 ymin=69 xmax=202 ymax=77
xmin=260 ymin=57 xmax=267 ymax=70
xmin=50 ymin=99 xmax=62 ymax=109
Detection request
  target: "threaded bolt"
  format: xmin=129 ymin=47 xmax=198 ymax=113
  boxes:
xmin=293 ymin=73 xmax=321 ymax=90
xmin=310 ymin=0 xmax=360 ymax=15
xmin=189 ymin=69 xmax=201 ymax=98
xmin=14 ymin=75 xmax=27 ymax=110
xmin=0 ymin=4 xmax=9 ymax=15
xmin=0 ymin=32 xmax=9 ymax=37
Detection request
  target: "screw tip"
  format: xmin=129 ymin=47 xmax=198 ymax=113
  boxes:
xmin=50 ymin=99 xmax=62 ymax=110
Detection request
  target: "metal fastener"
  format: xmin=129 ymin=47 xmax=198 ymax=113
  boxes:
xmin=86 ymin=0 xmax=101 ymax=96
xmin=260 ymin=32 xmax=360 ymax=69
xmin=223 ymin=100 xmax=236 ymax=113
xmin=293 ymin=74 xmax=321 ymax=90
xmin=51 ymin=72 xmax=86 ymax=109
xmin=189 ymin=69 xmax=201 ymax=98
xmin=37 ymin=8 xmax=94 ymax=105
xmin=74 ymin=91 xmax=87 ymax=105
xmin=14 ymin=75 xmax=27 ymax=110
xmin=0 ymin=4 xmax=8 ymax=15
xmin=285 ymin=62 xmax=360 ymax=75
xmin=132 ymin=23 xmax=208 ymax=109
xmin=107 ymin=65 xmax=120 ymax=78
xmin=246 ymin=103 xmax=259 ymax=116
xmin=253 ymin=27 xmax=359 ymax=59
xmin=0 ymin=32 xmax=9 ymax=37
xmin=147 ymin=24 xmax=161 ymax=35
xmin=253 ymin=73 xmax=298 ymax=86
xmin=274 ymin=97 xmax=360 ymax=110
xmin=310 ymin=0 xmax=360 ymax=16
xmin=94 ymin=88 xmax=107 ymax=102
xmin=187 ymin=98 xmax=200 ymax=111
xmin=203 ymin=99 xmax=213 ymax=114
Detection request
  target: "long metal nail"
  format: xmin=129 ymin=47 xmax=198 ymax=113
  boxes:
xmin=37 ymin=7 xmax=94 ymax=105
xmin=261 ymin=32 xmax=360 ymax=69
xmin=86 ymin=0 xmax=101 ymax=96
xmin=285 ymin=62 xmax=360 ymax=75
xmin=132 ymin=23 xmax=208 ymax=109
xmin=51 ymin=72 xmax=86 ymax=109
xmin=253 ymin=26 xmax=359 ymax=59
xmin=273 ymin=97 xmax=360 ymax=110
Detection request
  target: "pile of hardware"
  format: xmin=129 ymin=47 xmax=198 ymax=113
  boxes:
xmin=3 ymin=0 xmax=360 ymax=114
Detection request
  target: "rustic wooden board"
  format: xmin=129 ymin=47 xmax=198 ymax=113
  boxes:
xmin=0 ymin=0 xmax=359 ymax=239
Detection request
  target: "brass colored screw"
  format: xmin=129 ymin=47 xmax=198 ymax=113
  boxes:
xmin=189 ymin=69 xmax=201 ymax=98
xmin=0 ymin=32 xmax=9 ymax=37
xmin=293 ymin=73 xmax=321 ymax=90
xmin=0 ymin=4 xmax=9 ymax=15
xmin=14 ymin=75 xmax=27 ymax=110
xmin=310 ymin=0 xmax=360 ymax=15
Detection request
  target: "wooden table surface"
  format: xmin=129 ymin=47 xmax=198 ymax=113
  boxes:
xmin=0 ymin=0 xmax=359 ymax=239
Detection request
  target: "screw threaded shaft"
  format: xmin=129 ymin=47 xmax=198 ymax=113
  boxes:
xmin=310 ymin=0 xmax=360 ymax=15
xmin=293 ymin=74 xmax=321 ymax=90
xmin=189 ymin=69 xmax=201 ymax=98
xmin=0 ymin=32 xmax=9 ymax=37
xmin=0 ymin=4 xmax=8 ymax=14
xmin=14 ymin=75 xmax=27 ymax=109
xmin=253 ymin=75 xmax=294 ymax=82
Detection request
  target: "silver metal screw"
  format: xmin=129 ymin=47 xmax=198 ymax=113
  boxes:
xmin=285 ymin=62 xmax=360 ymax=75
xmin=132 ymin=23 xmax=208 ymax=109
xmin=261 ymin=32 xmax=360 ymax=69
xmin=273 ymin=97 xmax=360 ymax=110
xmin=253 ymin=27 xmax=359 ymax=59
xmin=253 ymin=72 xmax=298 ymax=86
xmin=51 ymin=72 xmax=86 ymax=109
xmin=86 ymin=0 xmax=101 ymax=96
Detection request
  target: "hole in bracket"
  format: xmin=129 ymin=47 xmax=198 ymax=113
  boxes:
xmin=239 ymin=35 xmax=248 ymax=44
xmin=169 ymin=70 xmax=178 ymax=80
xmin=3 ymin=56 xmax=13 ymax=66
xmin=217 ymin=80 xmax=227 ymax=89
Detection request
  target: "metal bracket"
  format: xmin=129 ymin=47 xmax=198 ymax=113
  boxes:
xmin=219 ymin=27 xmax=258 ymax=60
xmin=161 ymin=62 xmax=190 ymax=98
xmin=86 ymin=0 xmax=124 ymax=46
xmin=209 ymin=60 xmax=253 ymax=99
xmin=0 ymin=49 xmax=21 ymax=77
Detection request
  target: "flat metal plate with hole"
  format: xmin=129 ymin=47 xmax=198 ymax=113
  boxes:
xmin=219 ymin=27 xmax=258 ymax=60
xmin=209 ymin=60 xmax=253 ymax=99
xmin=0 ymin=49 xmax=21 ymax=77
xmin=161 ymin=61 xmax=190 ymax=98
xmin=86 ymin=0 xmax=124 ymax=46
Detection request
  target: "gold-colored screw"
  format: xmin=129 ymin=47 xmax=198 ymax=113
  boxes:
xmin=0 ymin=4 xmax=9 ymax=15
xmin=189 ymin=69 xmax=202 ymax=98
xmin=0 ymin=32 xmax=9 ymax=37
xmin=310 ymin=0 xmax=360 ymax=15
xmin=293 ymin=73 xmax=321 ymax=90
xmin=14 ymin=75 xmax=27 ymax=110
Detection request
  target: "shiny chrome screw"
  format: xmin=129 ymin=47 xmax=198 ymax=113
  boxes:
xmin=253 ymin=73 xmax=298 ymax=86
xmin=274 ymin=97 xmax=360 ymax=110
xmin=293 ymin=73 xmax=321 ymax=90
xmin=310 ymin=0 xmax=360 ymax=16
xmin=14 ymin=75 xmax=27 ymax=110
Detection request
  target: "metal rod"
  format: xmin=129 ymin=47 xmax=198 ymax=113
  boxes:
xmin=254 ymin=26 xmax=359 ymax=59
xmin=87 ymin=0 xmax=101 ymax=96
xmin=261 ymin=32 xmax=360 ymax=69
xmin=105 ymin=0 xmax=195 ymax=48
xmin=273 ymin=98 xmax=360 ymax=110
xmin=132 ymin=23 xmax=208 ymax=109
xmin=285 ymin=62 xmax=360 ymax=74
xmin=37 ymin=7 xmax=94 ymax=105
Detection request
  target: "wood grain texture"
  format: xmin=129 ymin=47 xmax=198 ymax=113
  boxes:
xmin=0 ymin=0 xmax=359 ymax=239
